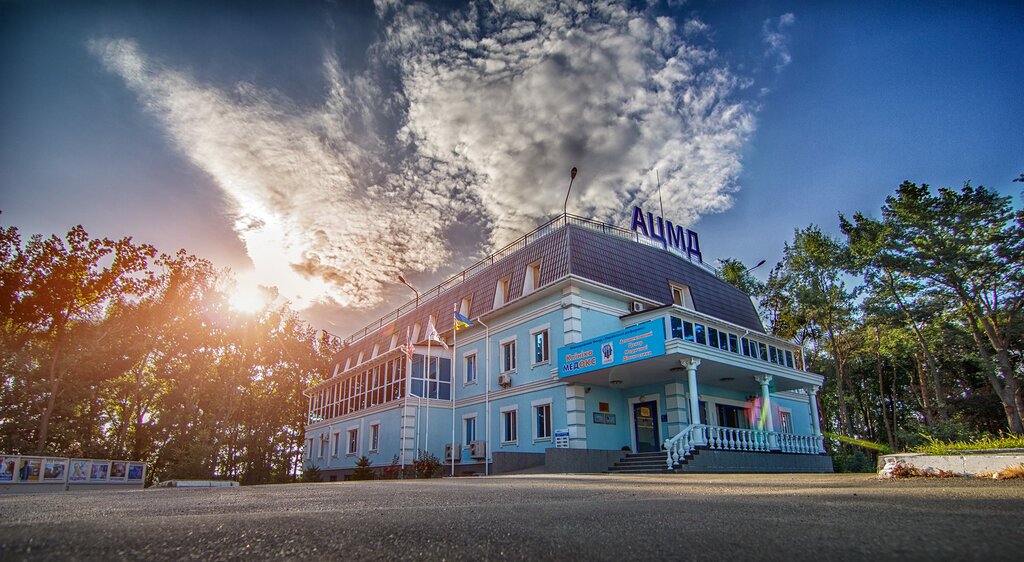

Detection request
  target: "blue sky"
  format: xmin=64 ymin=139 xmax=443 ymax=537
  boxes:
xmin=1 ymin=0 xmax=1021 ymax=334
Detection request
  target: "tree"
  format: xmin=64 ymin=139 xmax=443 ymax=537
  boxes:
xmin=864 ymin=182 xmax=1024 ymax=434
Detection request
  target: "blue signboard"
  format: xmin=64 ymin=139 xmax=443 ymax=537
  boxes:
xmin=558 ymin=319 xmax=666 ymax=378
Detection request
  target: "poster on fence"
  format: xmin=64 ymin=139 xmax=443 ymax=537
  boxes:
xmin=0 ymin=457 xmax=15 ymax=481
xmin=89 ymin=461 xmax=109 ymax=482
xmin=69 ymin=460 xmax=90 ymax=483
xmin=127 ymin=463 xmax=145 ymax=481
xmin=43 ymin=459 xmax=66 ymax=482
xmin=109 ymin=461 xmax=127 ymax=481
xmin=19 ymin=458 xmax=42 ymax=482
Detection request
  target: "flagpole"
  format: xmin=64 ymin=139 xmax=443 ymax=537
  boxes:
xmin=424 ymin=335 xmax=431 ymax=460
xmin=451 ymin=305 xmax=457 ymax=477
xmin=401 ymin=328 xmax=411 ymax=473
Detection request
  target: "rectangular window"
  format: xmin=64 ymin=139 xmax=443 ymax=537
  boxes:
xmin=465 ymin=353 xmax=477 ymax=384
xmin=694 ymin=324 xmax=706 ymax=345
xmin=332 ymin=432 xmax=340 ymax=457
xmin=769 ymin=346 xmax=778 ymax=364
xmin=534 ymin=402 xmax=552 ymax=440
xmin=494 ymin=277 xmax=510 ymax=307
xmin=670 ymin=284 xmax=694 ymax=308
xmin=501 ymin=408 xmax=518 ymax=444
xmin=741 ymin=337 xmax=750 ymax=356
xmin=780 ymin=410 xmax=793 ymax=433
xmin=670 ymin=316 xmax=683 ymax=339
xmin=728 ymin=334 xmax=739 ymax=354
xmin=708 ymin=328 xmax=719 ymax=348
xmin=785 ymin=350 xmax=795 ymax=368
xmin=533 ymin=329 xmax=550 ymax=365
xmin=501 ymin=339 xmax=517 ymax=373
xmin=524 ymin=261 xmax=542 ymax=294
xmin=369 ymin=423 xmax=380 ymax=452
xmin=318 ymin=435 xmax=327 ymax=459
xmin=759 ymin=342 xmax=769 ymax=362
xmin=347 ymin=428 xmax=358 ymax=455
xmin=464 ymin=416 xmax=477 ymax=446
xmin=683 ymin=321 xmax=694 ymax=342
xmin=719 ymin=331 xmax=729 ymax=350
xmin=305 ymin=439 xmax=313 ymax=460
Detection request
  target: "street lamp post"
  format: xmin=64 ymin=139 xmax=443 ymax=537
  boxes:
xmin=398 ymin=275 xmax=419 ymax=307
xmin=563 ymin=167 xmax=578 ymax=218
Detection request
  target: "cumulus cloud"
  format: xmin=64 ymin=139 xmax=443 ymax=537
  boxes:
xmin=386 ymin=0 xmax=755 ymax=243
xmin=762 ymin=13 xmax=796 ymax=72
xmin=91 ymin=0 xmax=759 ymax=311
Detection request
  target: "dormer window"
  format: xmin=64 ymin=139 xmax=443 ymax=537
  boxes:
xmin=390 ymin=333 xmax=399 ymax=351
xmin=671 ymin=283 xmax=694 ymax=309
xmin=412 ymin=323 xmax=421 ymax=342
xmin=494 ymin=276 xmax=511 ymax=308
xmin=459 ymin=296 xmax=472 ymax=318
xmin=523 ymin=261 xmax=542 ymax=294
xmin=371 ymin=344 xmax=380 ymax=359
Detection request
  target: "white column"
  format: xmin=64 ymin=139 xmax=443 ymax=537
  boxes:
xmin=683 ymin=358 xmax=701 ymax=424
xmin=664 ymin=382 xmax=687 ymax=437
xmin=755 ymin=374 xmax=777 ymax=450
xmin=565 ymin=385 xmax=587 ymax=449
xmin=806 ymin=385 xmax=823 ymax=452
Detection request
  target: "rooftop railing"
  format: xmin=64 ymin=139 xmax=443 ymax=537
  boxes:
xmin=341 ymin=213 xmax=714 ymax=346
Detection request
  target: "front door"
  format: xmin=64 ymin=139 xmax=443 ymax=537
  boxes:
xmin=633 ymin=401 xmax=660 ymax=453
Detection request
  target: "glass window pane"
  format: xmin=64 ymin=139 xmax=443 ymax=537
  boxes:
xmin=729 ymin=334 xmax=739 ymax=354
xmin=741 ymin=338 xmax=749 ymax=356
xmin=759 ymin=342 xmax=768 ymax=361
xmin=785 ymin=350 xmax=794 ymax=368
xmin=671 ymin=317 xmax=683 ymax=339
xmin=708 ymin=328 xmax=719 ymax=348
xmin=683 ymin=322 xmax=694 ymax=342
xmin=694 ymin=324 xmax=706 ymax=345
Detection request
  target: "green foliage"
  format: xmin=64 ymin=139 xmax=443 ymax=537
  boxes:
xmin=0 ymin=221 xmax=341 ymax=486
xmin=831 ymin=449 xmax=876 ymax=473
xmin=301 ymin=464 xmax=322 ymax=483
xmin=824 ymin=432 xmax=892 ymax=454
xmin=351 ymin=456 xmax=375 ymax=480
xmin=910 ymin=434 xmax=1024 ymax=455
xmin=412 ymin=450 xmax=442 ymax=478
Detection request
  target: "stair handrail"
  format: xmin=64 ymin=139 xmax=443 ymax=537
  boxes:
xmin=664 ymin=423 xmax=707 ymax=469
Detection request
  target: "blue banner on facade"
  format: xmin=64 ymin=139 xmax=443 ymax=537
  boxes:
xmin=558 ymin=319 xmax=666 ymax=378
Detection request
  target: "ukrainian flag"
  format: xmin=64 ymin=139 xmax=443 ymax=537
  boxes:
xmin=454 ymin=311 xmax=474 ymax=330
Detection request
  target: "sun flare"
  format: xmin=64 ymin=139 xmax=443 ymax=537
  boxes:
xmin=229 ymin=284 xmax=269 ymax=314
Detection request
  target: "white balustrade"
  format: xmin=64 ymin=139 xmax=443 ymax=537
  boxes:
xmin=664 ymin=425 xmax=826 ymax=468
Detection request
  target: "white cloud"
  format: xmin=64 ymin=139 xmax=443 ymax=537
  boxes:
xmin=91 ymin=0 xmax=760 ymax=315
xmin=762 ymin=13 xmax=796 ymax=72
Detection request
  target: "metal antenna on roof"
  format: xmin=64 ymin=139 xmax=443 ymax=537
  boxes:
xmin=656 ymin=169 xmax=665 ymax=220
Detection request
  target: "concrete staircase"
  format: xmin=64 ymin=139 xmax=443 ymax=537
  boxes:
xmin=605 ymin=451 xmax=675 ymax=474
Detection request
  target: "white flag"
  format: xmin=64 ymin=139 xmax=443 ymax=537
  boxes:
xmin=425 ymin=319 xmax=449 ymax=350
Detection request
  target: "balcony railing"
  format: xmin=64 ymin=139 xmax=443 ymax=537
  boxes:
xmin=659 ymin=307 xmax=806 ymax=371
xmin=665 ymin=424 xmax=825 ymax=469
xmin=342 ymin=213 xmax=713 ymax=346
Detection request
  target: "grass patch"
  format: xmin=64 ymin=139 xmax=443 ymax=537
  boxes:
xmin=910 ymin=434 xmax=1024 ymax=455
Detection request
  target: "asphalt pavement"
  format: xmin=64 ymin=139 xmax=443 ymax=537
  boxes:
xmin=1 ymin=473 xmax=1022 ymax=561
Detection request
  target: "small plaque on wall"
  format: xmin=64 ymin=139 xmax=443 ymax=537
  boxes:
xmin=593 ymin=412 xmax=617 ymax=425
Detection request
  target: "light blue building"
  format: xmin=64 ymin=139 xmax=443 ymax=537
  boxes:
xmin=303 ymin=212 xmax=830 ymax=479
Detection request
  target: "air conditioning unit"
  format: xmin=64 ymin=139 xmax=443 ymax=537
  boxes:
xmin=445 ymin=443 xmax=461 ymax=462
xmin=497 ymin=374 xmax=511 ymax=387
xmin=470 ymin=440 xmax=486 ymax=460
xmin=631 ymin=301 xmax=645 ymax=313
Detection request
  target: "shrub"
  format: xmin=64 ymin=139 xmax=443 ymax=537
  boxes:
xmin=301 ymin=464 xmax=322 ymax=483
xmin=897 ymin=420 xmax=987 ymax=450
xmin=380 ymin=455 xmax=402 ymax=480
xmin=412 ymin=451 xmax=442 ymax=478
xmin=832 ymin=449 xmax=875 ymax=473
xmin=351 ymin=456 xmax=375 ymax=480
xmin=910 ymin=433 xmax=1024 ymax=455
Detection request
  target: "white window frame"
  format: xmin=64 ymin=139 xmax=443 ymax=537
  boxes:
xmin=464 ymin=352 xmax=478 ymax=385
xmin=305 ymin=438 xmax=313 ymax=460
xmin=532 ymin=398 xmax=553 ymax=442
xmin=530 ymin=324 xmax=551 ymax=367
xmin=369 ymin=422 xmax=380 ymax=452
xmin=499 ymin=336 xmax=517 ymax=374
xmin=778 ymin=407 xmax=794 ymax=434
xmin=670 ymin=283 xmax=695 ymax=309
xmin=346 ymin=426 xmax=359 ymax=456
xmin=462 ymin=413 xmax=478 ymax=446
xmin=523 ymin=260 xmax=542 ymax=294
xmin=500 ymin=405 xmax=519 ymax=445
xmin=331 ymin=432 xmax=340 ymax=457
xmin=318 ymin=434 xmax=328 ymax=459
xmin=494 ymin=277 xmax=510 ymax=308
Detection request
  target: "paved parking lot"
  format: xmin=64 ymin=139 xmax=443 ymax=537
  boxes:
xmin=1 ymin=473 xmax=1022 ymax=560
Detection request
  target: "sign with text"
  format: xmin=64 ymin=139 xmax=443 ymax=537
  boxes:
xmin=558 ymin=319 xmax=666 ymax=378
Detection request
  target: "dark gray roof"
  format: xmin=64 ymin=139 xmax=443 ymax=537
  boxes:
xmin=331 ymin=224 xmax=764 ymax=368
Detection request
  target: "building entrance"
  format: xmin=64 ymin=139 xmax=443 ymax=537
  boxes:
xmin=632 ymin=401 xmax=660 ymax=453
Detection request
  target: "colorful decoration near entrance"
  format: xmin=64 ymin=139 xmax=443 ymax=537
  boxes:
xmin=557 ymin=319 xmax=666 ymax=378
